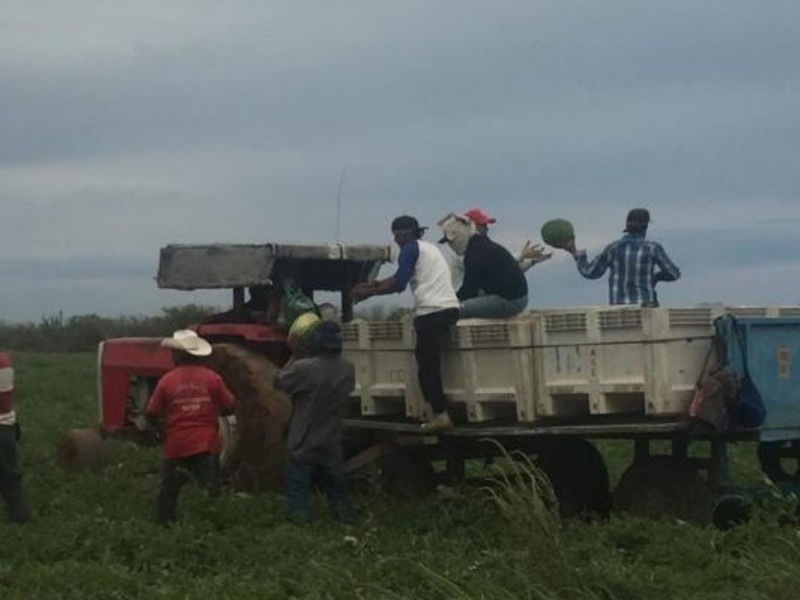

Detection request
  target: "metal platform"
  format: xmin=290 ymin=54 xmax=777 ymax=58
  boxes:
xmin=342 ymin=415 xmax=743 ymax=440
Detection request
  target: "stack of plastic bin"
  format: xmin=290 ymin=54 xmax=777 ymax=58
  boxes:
xmin=532 ymin=306 xmax=718 ymax=418
xmin=341 ymin=319 xmax=417 ymax=418
xmin=439 ymin=317 xmax=537 ymax=423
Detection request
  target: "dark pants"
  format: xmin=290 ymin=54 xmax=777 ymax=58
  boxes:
xmin=413 ymin=308 xmax=459 ymax=414
xmin=156 ymin=452 xmax=219 ymax=524
xmin=0 ymin=424 xmax=30 ymax=524
xmin=286 ymin=450 xmax=352 ymax=524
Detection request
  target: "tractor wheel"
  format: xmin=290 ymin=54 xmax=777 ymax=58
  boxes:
xmin=614 ymin=456 xmax=713 ymax=524
xmin=57 ymin=428 xmax=108 ymax=473
xmin=379 ymin=448 xmax=437 ymax=499
xmin=533 ymin=438 xmax=612 ymax=519
xmin=207 ymin=343 xmax=291 ymax=492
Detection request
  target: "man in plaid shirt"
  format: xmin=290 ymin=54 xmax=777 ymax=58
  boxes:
xmin=566 ymin=209 xmax=680 ymax=306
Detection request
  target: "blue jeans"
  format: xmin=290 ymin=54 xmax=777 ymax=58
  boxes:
xmin=286 ymin=450 xmax=353 ymax=524
xmin=459 ymin=294 xmax=528 ymax=319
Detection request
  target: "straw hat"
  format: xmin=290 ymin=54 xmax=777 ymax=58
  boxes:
xmin=161 ymin=329 xmax=213 ymax=356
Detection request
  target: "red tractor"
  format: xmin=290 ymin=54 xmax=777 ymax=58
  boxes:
xmin=64 ymin=243 xmax=390 ymax=488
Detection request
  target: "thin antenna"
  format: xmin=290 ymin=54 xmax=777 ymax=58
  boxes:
xmin=335 ymin=166 xmax=347 ymax=243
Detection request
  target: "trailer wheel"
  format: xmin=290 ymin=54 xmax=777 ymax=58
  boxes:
xmin=207 ymin=343 xmax=291 ymax=491
xmin=57 ymin=428 xmax=108 ymax=473
xmin=614 ymin=456 xmax=712 ymax=524
xmin=533 ymin=439 xmax=612 ymax=519
xmin=757 ymin=440 xmax=800 ymax=483
xmin=379 ymin=448 xmax=437 ymax=499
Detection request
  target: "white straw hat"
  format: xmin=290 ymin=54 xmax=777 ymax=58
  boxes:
xmin=160 ymin=329 xmax=213 ymax=357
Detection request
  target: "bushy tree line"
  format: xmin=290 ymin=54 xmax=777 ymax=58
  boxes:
xmin=0 ymin=305 xmax=219 ymax=352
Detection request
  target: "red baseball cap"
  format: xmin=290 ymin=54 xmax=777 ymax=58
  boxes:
xmin=464 ymin=208 xmax=496 ymax=226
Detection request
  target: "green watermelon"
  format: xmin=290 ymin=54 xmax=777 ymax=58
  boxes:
xmin=541 ymin=219 xmax=575 ymax=248
xmin=288 ymin=311 xmax=321 ymax=349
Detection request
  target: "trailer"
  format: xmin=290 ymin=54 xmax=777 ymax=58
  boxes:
xmin=82 ymin=242 xmax=800 ymax=525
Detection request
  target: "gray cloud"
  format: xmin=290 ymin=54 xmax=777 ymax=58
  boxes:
xmin=1 ymin=0 xmax=798 ymax=321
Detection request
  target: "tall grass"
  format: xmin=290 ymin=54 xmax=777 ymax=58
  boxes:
xmin=481 ymin=444 xmax=561 ymax=542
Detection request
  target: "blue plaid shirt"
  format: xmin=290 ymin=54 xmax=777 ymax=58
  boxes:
xmin=574 ymin=233 xmax=680 ymax=306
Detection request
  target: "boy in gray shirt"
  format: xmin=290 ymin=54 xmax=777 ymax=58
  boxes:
xmin=274 ymin=321 xmax=355 ymax=523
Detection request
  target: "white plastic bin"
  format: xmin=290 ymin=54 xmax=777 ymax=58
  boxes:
xmin=532 ymin=306 xmax=717 ymax=418
xmin=342 ymin=319 xmax=417 ymax=418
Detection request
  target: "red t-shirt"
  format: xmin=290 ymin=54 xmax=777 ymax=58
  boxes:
xmin=146 ymin=365 xmax=236 ymax=459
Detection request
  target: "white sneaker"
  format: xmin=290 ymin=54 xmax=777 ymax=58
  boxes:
xmin=420 ymin=412 xmax=453 ymax=432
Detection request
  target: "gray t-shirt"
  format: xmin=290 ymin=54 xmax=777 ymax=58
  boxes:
xmin=273 ymin=355 xmax=355 ymax=462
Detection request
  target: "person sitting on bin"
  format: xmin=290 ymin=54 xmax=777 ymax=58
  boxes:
xmin=274 ymin=320 xmax=356 ymax=524
xmin=438 ymin=213 xmax=529 ymax=319
xmin=442 ymin=208 xmax=551 ymax=289
xmin=146 ymin=330 xmax=236 ymax=525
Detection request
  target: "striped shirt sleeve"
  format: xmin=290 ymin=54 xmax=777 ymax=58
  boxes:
xmin=575 ymin=244 xmax=613 ymax=279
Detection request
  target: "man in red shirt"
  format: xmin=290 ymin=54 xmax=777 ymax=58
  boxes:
xmin=146 ymin=330 xmax=235 ymax=524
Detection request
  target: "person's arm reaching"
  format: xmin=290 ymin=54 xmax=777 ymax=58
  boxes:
xmin=574 ymin=243 xmax=613 ymax=280
xmin=516 ymin=241 xmax=552 ymax=272
xmin=214 ymin=375 xmax=236 ymax=417
xmin=353 ymin=241 xmax=418 ymax=301
xmin=274 ymin=360 xmax=302 ymax=395
xmin=145 ymin=379 xmax=167 ymax=429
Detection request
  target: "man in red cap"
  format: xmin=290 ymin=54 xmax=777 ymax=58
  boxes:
xmin=439 ymin=213 xmax=530 ymax=319
xmin=442 ymin=208 xmax=552 ymax=291
xmin=464 ymin=208 xmax=551 ymax=269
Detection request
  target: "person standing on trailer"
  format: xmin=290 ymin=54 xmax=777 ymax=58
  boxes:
xmin=0 ymin=352 xmax=31 ymax=524
xmin=146 ymin=330 xmax=236 ymax=524
xmin=352 ymin=215 xmax=460 ymax=432
xmin=562 ymin=208 xmax=681 ymax=306
xmin=274 ymin=321 xmax=356 ymax=524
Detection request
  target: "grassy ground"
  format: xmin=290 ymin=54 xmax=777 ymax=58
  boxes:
xmin=2 ymin=352 xmax=799 ymax=599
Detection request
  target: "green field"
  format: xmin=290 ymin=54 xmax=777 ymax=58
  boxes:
xmin=2 ymin=352 xmax=799 ymax=599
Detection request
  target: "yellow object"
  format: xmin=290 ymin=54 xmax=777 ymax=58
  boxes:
xmin=288 ymin=312 xmax=321 ymax=345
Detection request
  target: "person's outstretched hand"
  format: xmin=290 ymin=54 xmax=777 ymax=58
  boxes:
xmin=351 ymin=282 xmax=376 ymax=303
xmin=519 ymin=240 xmax=553 ymax=264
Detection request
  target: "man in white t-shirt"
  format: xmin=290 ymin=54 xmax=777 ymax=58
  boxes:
xmin=352 ymin=215 xmax=459 ymax=431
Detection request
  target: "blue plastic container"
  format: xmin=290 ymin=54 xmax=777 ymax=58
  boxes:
xmin=720 ymin=317 xmax=800 ymax=441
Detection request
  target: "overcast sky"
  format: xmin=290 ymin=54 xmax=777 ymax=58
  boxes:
xmin=1 ymin=1 xmax=798 ymax=322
